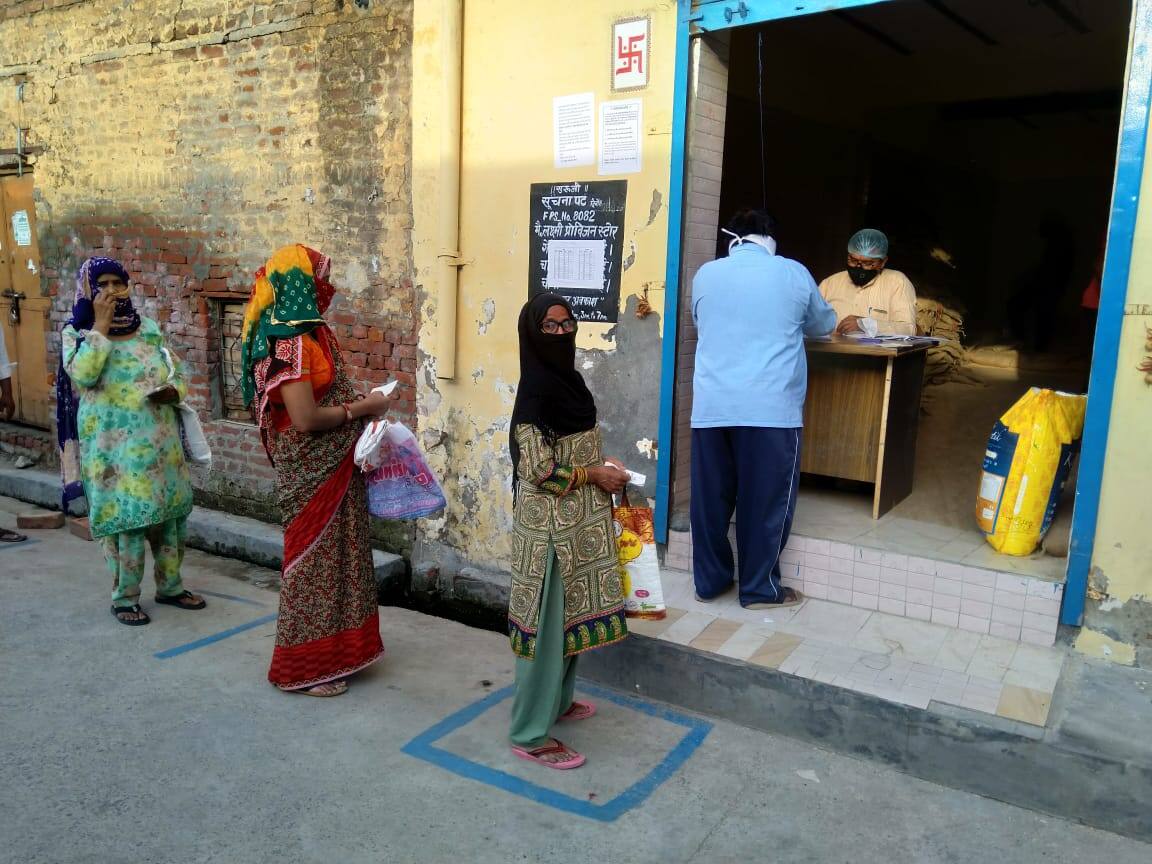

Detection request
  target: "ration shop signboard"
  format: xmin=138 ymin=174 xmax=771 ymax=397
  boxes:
xmin=528 ymin=180 xmax=627 ymax=324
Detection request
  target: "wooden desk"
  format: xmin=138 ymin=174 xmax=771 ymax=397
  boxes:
xmin=801 ymin=337 xmax=929 ymax=518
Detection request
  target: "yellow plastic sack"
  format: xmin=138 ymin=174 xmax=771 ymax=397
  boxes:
xmin=975 ymin=388 xmax=1087 ymax=556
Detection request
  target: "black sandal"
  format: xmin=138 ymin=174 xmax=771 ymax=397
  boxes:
xmin=111 ymin=604 xmax=151 ymax=626
xmin=0 ymin=528 xmax=26 ymax=543
xmin=155 ymin=590 xmax=206 ymax=610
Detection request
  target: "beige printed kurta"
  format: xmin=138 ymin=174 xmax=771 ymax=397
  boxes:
xmin=818 ymin=268 xmax=919 ymax=336
xmin=507 ymin=423 xmax=627 ymax=660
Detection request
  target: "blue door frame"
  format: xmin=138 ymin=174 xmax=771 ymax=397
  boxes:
xmin=653 ymin=0 xmax=1152 ymax=628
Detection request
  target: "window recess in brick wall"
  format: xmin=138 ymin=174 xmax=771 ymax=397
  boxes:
xmin=213 ymin=299 xmax=253 ymax=424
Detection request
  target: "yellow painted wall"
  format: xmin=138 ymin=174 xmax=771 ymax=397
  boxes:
xmin=1089 ymin=151 xmax=1152 ymax=607
xmin=413 ymin=1 xmax=677 ymax=570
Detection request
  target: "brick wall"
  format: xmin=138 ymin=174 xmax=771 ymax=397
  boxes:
xmin=0 ymin=0 xmax=415 ymax=523
xmin=670 ymin=34 xmax=729 ymax=529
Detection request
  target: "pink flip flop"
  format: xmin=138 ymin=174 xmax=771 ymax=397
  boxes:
xmin=558 ymin=700 xmax=597 ymax=722
xmin=511 ymin=740 xmax=586 ymax=770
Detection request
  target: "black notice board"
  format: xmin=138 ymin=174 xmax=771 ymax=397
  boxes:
xmin=528 ymin=180 xmax=627 ymax=323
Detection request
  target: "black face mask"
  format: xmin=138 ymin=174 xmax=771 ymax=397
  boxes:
xmin=847 ymin=266 xmax=878 ymax=287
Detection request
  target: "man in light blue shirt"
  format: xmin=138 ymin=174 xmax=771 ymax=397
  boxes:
xmin=690 ymin=208 xmax=836 ymax=608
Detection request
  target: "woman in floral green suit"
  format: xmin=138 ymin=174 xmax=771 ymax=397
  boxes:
xmin=58 ymin=257 xmax=204 ymax=626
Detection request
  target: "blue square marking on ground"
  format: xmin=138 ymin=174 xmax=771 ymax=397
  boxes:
xmin=401 ymin=681 xmax=712 ymax=822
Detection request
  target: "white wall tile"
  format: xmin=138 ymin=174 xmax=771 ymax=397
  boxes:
xmin=907 ymin=587 xmax=934 ymax=606
xmin=802 ymin=567 xmax=830 ymax=586
xmin=931 ymin=609 xmax=960 ymax=628
xmin=991 ymin=605 xmax=1024 ymax=626
xmin=829 ymin=541 xmax=855 ymax=560
xmin=828 ymin=570 xmax=853 ymax=589
xmin=878 ymin=583 xmax=906 ymax=601
xmin=989 ymin=621 xmax=1021 ymax=642
xmin=933 ymin=593 xmax=961 ymax=612
xmin=805 ymin=582 xmax=829 ymax=600
xmin=961 ymin=583 xmax=995 ymax=604
xmin=854 ymin=562 xmax=880 ymax=580
xmin=853 ymin=577 xmax=879 ymax=596
xmin=936 ymin=562 xmax=967 ymax=580
xmin=907 ymin=571 xmax=935 ymax=590
xmin=993 ymin=590 xmax=1026 ymax=611
xmin=780 ymin=548 xmax=803 ymax=566
xmin=881 ymin=552 xmax=909 ymax=570
xmin=958 ymin=614 xmax=991 ymax=634
xmin=1022 ymin=611 xmax=1057 ymax=634
xmin=960 ymin=599 xmax=993 ymax=619
xmin=907 ymin=556 xmax=938 ymax=576
xmin=963 ymin=567 xmax=998 ymax=588
xmin=878 ymin=597 xmax=906 ymax=616
xmin=995 ymin=573 xmax=1030 ymax=595
xmin=934 ymin=577 xmax=962 ymax=597
xmin=880 ymin=567 xmax=908 ymax=586
xmin=1027 ymin=579 xmax=1063 ymax=599
xmin=805 ymin=553 xmax=831 ymax=571
xmin=827 ymin=587 xmax=853 ymax=605
xmin=1024 ymin=594 xmax=1061 ymax=617
xmin=806 ymin=538 xmax=831 ymax=557
xmin=852 ymin=592 xmax=880 ymax=610
xmin=829 ymin=556 xmax=854 ymax=575
xmin=906 ymin=603 xmax=933 ymax=621
xmin=856 ymin=547 xmax=884 ymax=565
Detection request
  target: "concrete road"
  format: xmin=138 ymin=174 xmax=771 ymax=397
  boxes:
xmin=1 ymin=497 xmax=1148 ymax=864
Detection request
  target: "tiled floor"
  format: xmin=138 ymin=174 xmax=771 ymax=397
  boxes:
xmin=792 ymin=487 xmax=1067 ymax=581
xmin=633 ymin=567 xmax=1065 ymax=727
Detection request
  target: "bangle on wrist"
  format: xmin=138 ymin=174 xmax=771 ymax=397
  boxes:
xmin=572 ymin=466 xmax=588 ymax=488
xmin=342 ymin=403 xmax=353 ymax=423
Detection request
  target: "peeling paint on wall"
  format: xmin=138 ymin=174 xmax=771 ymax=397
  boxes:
xmin=477 ymin=297 xmax=496 ymax=335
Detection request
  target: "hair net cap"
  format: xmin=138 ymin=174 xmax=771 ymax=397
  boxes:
xmin=848 ymin=228 xmax=889 ymax=259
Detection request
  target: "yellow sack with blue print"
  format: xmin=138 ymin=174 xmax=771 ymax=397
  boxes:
xmin=975 ymin=388 xmax=1087 ymax=556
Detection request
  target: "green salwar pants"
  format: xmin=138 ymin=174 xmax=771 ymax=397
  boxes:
xmin=510 ymin=547 xmax=578 ymax=748
xmin=103 ymin=517 xmax=188 ymax=607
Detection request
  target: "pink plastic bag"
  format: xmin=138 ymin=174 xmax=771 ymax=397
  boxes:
xmin=361 ymin=421 xmax=446 ymax=520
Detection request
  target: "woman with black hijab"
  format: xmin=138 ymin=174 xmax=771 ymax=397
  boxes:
xmin=506 ymin=293 xmax=630 ymax=770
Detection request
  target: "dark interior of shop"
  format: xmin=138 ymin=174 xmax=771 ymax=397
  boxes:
xmin=706 ymin=0 xmax=1133 ymax=562
xmin=719 ymin=0 xmax=1130 ymax=355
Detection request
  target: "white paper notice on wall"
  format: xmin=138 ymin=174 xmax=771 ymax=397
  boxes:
xmin=545 ymin=239 xmax=606 ymax=292
xmin=553 ymin=92 xmax=595 ymax=169
xmin=598 ymin=99 xmax=642 ymax=175
xmin=11 ymin=210 xmax=31 ymax=247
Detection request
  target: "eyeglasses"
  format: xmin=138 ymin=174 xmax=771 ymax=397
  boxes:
xmin=847 ymin=255 xmax=885 ymax=271
xmin=541 ymin=318 xmax=578 ymax=334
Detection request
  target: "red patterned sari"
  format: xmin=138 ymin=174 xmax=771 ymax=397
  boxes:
xmin=258 ymin=329 xmax=384 ymax=690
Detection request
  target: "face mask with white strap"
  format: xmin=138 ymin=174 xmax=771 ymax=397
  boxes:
xmin=722 ymin=229 xmax=777 ymax=256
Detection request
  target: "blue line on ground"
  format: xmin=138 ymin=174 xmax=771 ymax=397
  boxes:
xmin=195 ymin=589 xmax=268 ymax=607
xmin=154 ymin=613 xmax=278 ymax=659
xmin=401 ymin=681 xmax=712 ymax=821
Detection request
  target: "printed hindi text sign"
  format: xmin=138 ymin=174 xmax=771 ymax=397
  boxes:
xmin=553 ymin=92 xmax=595 ymax=169
xmin=612 ymin=17 xmax=650 ymax=91
xmin=529 ymin=180 xmax=627 ymax=324
xmin=599 ymin=99 xmax=642 ymax=176
xmin=546 ymin=240 xmax=607 ymax=292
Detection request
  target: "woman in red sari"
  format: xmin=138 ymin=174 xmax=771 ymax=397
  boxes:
xmin=240 ymin=244 xmax=391 ymax=696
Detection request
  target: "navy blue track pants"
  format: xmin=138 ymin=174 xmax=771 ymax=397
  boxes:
xmin=689 ymin=426 xmax=801 ymax=606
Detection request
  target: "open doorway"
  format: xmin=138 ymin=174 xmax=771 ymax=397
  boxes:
xmin=671 ymin=0 xmax=1131 ymax=588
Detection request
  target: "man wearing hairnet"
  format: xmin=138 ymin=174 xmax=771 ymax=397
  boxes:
xmin=818 ymin=229 xmax=918 ymax=336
